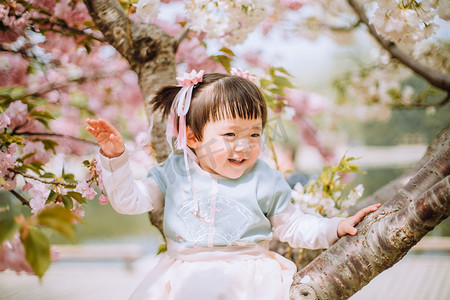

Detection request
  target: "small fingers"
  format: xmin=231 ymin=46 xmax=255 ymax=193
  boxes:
xmin=355 ymin=203 xmax=381 ymax=221
xmin=346 ymin=224 xmax=358 ymax=236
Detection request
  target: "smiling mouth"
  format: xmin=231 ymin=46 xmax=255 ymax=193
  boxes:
xmin=229 ymin=158 xmax=245 ymax=164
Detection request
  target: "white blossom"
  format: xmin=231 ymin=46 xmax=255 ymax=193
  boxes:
xmin=134 ymin=0 xmax=160 ymax=21
xmin=186 ymin=0 xmax=274 ymax=46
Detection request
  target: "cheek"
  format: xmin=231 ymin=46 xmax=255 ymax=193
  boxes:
xmin=202 ymin=139 xmax=231 ymax=159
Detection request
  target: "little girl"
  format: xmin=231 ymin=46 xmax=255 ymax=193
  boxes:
xmin=86 ymin=70 xmax=379 ymax=300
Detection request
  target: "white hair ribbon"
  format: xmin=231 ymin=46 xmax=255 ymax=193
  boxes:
xmin=166 ymin=70 xmax=204 ymax=215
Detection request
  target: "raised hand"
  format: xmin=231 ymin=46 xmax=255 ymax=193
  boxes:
xmin=337 ymin=203 xmax=381 ymax=237
xmin=86 ymin=119 xmax=125 ymax=158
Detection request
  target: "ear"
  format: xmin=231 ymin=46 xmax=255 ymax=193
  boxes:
xmin=186 ymin=126 xmax=199 ymax=149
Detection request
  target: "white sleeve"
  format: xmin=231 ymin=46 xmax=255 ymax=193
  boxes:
xmin=269 ymin=203 xmax=343 ymax=249
xmin=99 ymin=149 xmax=163 ymax=215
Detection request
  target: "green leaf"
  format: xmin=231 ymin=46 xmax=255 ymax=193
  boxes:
xmin=272 ymin=66 xmax=292 ymax=77
xmin=35 ymin=118 xmax=49 ymax=128
xmin=23 ymin=161 xmax=44 ymax=174
xmin=273 ymin=76 xmax=295 ymax=89
xmin=41 ymin=172 xmax=55 ymax=179
xmin=61 ymin=195 xmax=73 ymax=209
xmin=157 ymin=243 xmax=167 ymax=255
xmin=219 ymin=47 xmax=235 ymax=56
xmin=30 ymin=110 xmax=55 ymax=120
xmin=20 ymin=152 xmax=36 ymax=161
xmin=46 ymin=190 xmax=58 ymax=204
xmin=82 ymin=160 xmax=91 ymax=167
xmin=259 ymin=78 xmax=273 ymax=87
xmin=67 ymin=191 xmax=86 ymax=204
xmin=211 ymin=55 xmax=231 ymax=72
xmin=37 ymin=205 xmax=78 ymax=241
xmin=63 ymin=173 xmax=76 ymax=183
xmin=0 ymin=215 xmax=19 ymax=245
xmin=41 ymin=139 xmax=58 ymax=153
xmin=319 ymin=171 xmax=330 ymax=184
xmin=21 ymin=226 xmax=51 ymax=278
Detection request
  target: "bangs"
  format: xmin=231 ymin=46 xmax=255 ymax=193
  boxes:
xmin=209 ymin=83 xmax=265 ymax=123
xmin=187 ymin=75 xmax=267 ymax=141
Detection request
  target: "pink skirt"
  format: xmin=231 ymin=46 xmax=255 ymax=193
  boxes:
xmin=130 ymin=241 xmax=296 ymax=300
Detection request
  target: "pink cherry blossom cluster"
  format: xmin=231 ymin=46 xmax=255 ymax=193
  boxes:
xmin=0 ymin=53 xmax=29 ymax=86
xmin=3 ymin=100 xmax=28 ymax=130
xmin=29 ymin=183 xmax=51 ymax=214
xmin=282 ymin=88 xmax=334 ymax=162
xmin=77 ymin=157 xmax=109 ymax=205
xmin=0 ymin=233 xmax=60 ymax=275
xmin=0 ymin=143 xmax=16 ymax=190
xmin=0 ymin=1 xmax=31 ymax=43
xmin=280 ymin=0 xmax=308 ymax=11
xmin=28 ymin=0 xmax=56 ymax=13
xmin=75 ymin=181 xmax=96 ymax=200
xmin=53 ymin=0 xmax=91 ymax=27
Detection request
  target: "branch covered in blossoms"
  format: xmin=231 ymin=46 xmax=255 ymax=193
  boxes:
xmin=347 ymin=0 xmax=450 ymax=93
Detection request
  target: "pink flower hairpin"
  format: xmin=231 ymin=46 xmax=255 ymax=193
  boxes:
xmin=231 ymin=68 xmax=256 ymax=82
xmin=176 ymin=70 xmax=204 ymax=87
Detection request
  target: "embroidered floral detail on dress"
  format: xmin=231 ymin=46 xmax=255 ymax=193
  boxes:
xmin=178 ymin=194 xmax=257 ymax=247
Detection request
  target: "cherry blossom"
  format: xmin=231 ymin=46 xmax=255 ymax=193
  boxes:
xmin=0 ymin=114 xmax=11 ymax=130
xmin=75 ymin=181 xmax=97 ymax=200
xmin=280 ymin=0 xmax=308 ymax=11
xmin=0 ymin=234 xmax=34 ymax=274
xmin=134 ymin=0 xmax=160 ymax=21
xmin=23 ymin=141 xmax=52 ymax=164
xmin=98 ymin=193 xmax=109 ymax=205
xmin=0 ymin=233 xmax=60 ymax=275
xmin=29 ymin=183 xmax=50 ymax=214
xmin=186 ymin=0 xmax=274 ymax=46
xmin=4 ymin=100 xmax=28 ymax=130
xmin=0 ymin=53 xmax=29 ymax=86
xmin=22 ymin=182 xmax=33 ymax=191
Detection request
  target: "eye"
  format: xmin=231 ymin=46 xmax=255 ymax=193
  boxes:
xmin=223 ymin=132 xmax=235 ymax=137
xmin=251 ymin=133 xmax=261 ymax=138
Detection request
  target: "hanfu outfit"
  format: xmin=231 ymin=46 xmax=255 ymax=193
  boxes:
xmin=100 ymin=149 xmax=342 ymax=300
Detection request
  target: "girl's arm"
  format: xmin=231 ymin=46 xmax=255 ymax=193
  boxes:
xmin=87 ymin=119 xmax=163 ymax=214
xmin=99 ymin=149 xmax=163 ymax=214
xmin=270 ymin=204 xmax=343 ymax=249
xmin=270 ymin=203 xmax=380 ymax=249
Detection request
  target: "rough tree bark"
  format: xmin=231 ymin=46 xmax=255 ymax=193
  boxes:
xmin=83 ymin=0 xmax=176 ymax=162
xmin=83 ymin=1 xmax=450 ymax=299
xmin=290 ymin=127 xmax=450 ymax=299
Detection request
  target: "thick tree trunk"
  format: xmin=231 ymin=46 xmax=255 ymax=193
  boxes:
xmin=290 ymin=127 xmax=450 ymax=299
xmin=83 ymin=0 xmax=174 ymax=232
xmin=83 ymin=0 xmax=175 ymax=163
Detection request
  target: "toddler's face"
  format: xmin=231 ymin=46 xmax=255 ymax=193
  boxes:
xmin=189 ymin=117 xmax=263 ymax=179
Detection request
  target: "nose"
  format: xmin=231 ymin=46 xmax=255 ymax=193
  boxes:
xmin=234 ymin=138 xmax=250 ymax=154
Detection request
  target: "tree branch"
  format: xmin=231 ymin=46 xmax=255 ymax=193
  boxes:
xmin=347 ymin=0 xmax=450 ymax=92
xmin=9 ymin=190 xmax=31 ymax=207
xmin=30 ymin=17 xmax=104 ymax=43
xmin=391 ymin=92 xmax=449 ymax=109
xmin=27 ymin=71 xmax=127 ymax=97
xmin=11 ymin=132 xmax=98 ymax=145
xmin=7 ymin=168 xmax=77 ymax=188
xmin=174 ymin=27 xmax=189 ymax=52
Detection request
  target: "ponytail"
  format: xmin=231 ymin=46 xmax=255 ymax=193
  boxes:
xmin=150 ymin=85 xmax=182 ymax=118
